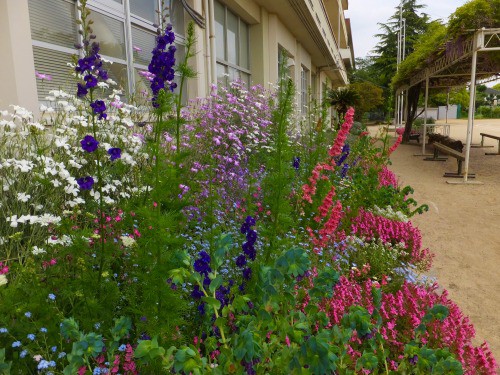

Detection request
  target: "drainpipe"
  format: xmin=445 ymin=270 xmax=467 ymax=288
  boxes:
xmin=208 ymin=0 xmax=217 ymax=91
xmin=203 ymin=0 xmax=212 ymax=94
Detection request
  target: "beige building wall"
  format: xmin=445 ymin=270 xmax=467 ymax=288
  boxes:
xmin=0 ymin=0 xmax=353 ymax=110
xmin=0 ymin=0 xmax=39 ymax=113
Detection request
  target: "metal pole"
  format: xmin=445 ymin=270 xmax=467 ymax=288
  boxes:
xmin=463 ymin=31 xmax=479 ymax=182
xmin=446 ymin=88 xmax=450 ymax=124
xmin=422 ymin=75 xmax=429 ymax=155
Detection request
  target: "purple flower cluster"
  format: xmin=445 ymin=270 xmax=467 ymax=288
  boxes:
xmin=90 ymin=100 xmax=107 ymax=120
xmin=335 ymin=143 xmax=350 ymax=178
xmin=75 ymin=43 xmax=108 ymax=94
xmin=240 ymin=216 xmax=257 ymax=262
xmin=182 ymin=83 xmax=272 ymax=224
xmin=107 ymin=147 xmax=122 ymax=161
xmin=77 ymin=176 xmax=94 ymax=190
xmin=148 ymin=24 xmax=177 ymax=105
xmin=238 ymin=216 xmax=257 ymax=289
xmin=293 ymin=156 xmax=300 ymax=170
xmin=81 ymin=135 xmax=99 ymax=153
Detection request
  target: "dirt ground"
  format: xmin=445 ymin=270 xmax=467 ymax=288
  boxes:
xmin=371 ymin=118 xmax=500 ymax=360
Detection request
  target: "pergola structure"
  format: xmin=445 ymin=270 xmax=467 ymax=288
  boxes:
xmin=396 ymin=28 xmax=500 ymax=183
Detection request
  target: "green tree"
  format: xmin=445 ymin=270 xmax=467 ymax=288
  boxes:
xmin=350 ymin=82 xmax=384 ymax=121
xmin=326 ymin=87 xmax=361 ymax=127
xmin=371 ymin=0 xmax=431 ymax=114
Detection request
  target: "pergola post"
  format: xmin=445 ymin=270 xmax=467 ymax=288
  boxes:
xmin=463 ymin=31 xmax=479 ymax=182
xmin=421 ymin=74 xmax=429 ymax=155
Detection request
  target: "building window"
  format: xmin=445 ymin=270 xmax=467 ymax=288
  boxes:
xmin=28 ymin=0 xmax=186 ymax=101
xmin=214 ymin=1 xmax=250 ymax=87
xmin=278 ymin=46 xmax=294 ymax=81
xmin=300 ymin=66 xmax=309 ymax=115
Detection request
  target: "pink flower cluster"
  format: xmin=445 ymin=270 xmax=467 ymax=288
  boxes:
xmin=328 ymin=107 xmax=355 ymax=157
xmin=350 ymin=208 xmax=432 ymax=269
xmin=388 ymin=133 xmax=403 ymax=156
xmin=378 ymin=165 xmax=398 ymax=188
xmin=0 ymin=262 xmax=8 ymax=275
xmin=321 ymin=276 xmax=498 ymax=374
xmin=302 ymin=107 xmax=354 ymax=204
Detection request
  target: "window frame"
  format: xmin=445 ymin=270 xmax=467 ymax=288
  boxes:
xmin=28 ymin=0 xmax=186 ymax=100
xmin=214 ymin=0 xmax=251 ymax=87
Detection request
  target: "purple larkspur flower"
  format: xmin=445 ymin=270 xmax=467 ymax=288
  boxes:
xmin=77 ymin=176 xmax=94 ymax=190
xmin=90 ymin=100 xmax=107 ymax=120
xmin=293 ymin=156 xmax=300 ymax=170
xmin=191 ymin=285 xmax=203 ymax=299
xmin=236 ymin=254 xmax=247 ymax=268
xmin=81 ymin=135 xmax=99 ymax=153
xmin=243 ymin=267 xmax=252 ymax=280
xmin=246 ymin=229 xmax=257 ymax=244
xmin=77 ymin=83 xmax=88 ymax=97
xmin=107 ymin=147 xmax=121 ymax=161
xmin=245 ymin=216 xmax=256 ymax=226
xmin=240 ymin=222 xmax=250 ymax=234
xmin=84 ymin=74 xmax=98 ymax=88
xmin=148 ymin=24 xmax=176 ymax=105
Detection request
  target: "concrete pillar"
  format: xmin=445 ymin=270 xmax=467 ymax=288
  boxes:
xmin=249 ymin=6 xmax=269 ymax=88
xmin=0 ymin=0 xmax=38 ymax=113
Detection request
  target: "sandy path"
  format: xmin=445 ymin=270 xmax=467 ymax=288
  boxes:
xmin=374 ymin=119 xmax=500 ymax=360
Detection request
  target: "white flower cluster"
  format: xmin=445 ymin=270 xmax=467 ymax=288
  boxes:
xmin=372 ymin=205 xmax=409 ymax=223
xmin=1 ymin=89 xmax=150 ymax=257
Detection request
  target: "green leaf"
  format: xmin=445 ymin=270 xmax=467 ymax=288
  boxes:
xmin=310 ymin=269 xmax=339 ymax=299
xmin=111 ymin=316 xmax=132 ymax=342
xmin=202 ymin=296 xmax=221 ymax=311
xmin=356 ymin=352 xmax=378 ymax=371
xmin=213 ymin=234 xmax=233 ymax=268
xmin=275 ymin=248 xmax=310 ymax=278
xmin=60 ymin=317 xmax=80 ymax=340
xmin=209 ymin=275 xmax=223 ymax=294
xmin=135 ymin=339 xmax=153 ymax=359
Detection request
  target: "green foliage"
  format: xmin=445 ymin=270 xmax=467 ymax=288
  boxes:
xmin=261 ymin=54 xmax=296 ymax=263
xmin=326 ymin=86 xmax=361 ymax=124
xmin=393 ymin=21 xmax=447 ymax=88
xmin=349 ymin=82 xmax=384 ymax=121
xmin=448 ymin=0 xmax=499 ymax=37
xmin=394 ymin=0 xmax=500 ymax=90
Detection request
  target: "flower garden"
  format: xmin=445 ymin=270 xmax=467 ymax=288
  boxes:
xmin=0 ymin=2 xmax=498 ymax=374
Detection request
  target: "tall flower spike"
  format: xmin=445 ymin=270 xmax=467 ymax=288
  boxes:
xmin=148 ymin=24 xmax=177 ymax=106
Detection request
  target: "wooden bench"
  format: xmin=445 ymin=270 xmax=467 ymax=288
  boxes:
xmin=425 ymin=142 xmax=475 ymax=178
xmin=479 ymin=133 xmax=500 ymax=155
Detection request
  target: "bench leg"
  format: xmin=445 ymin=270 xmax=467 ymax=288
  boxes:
xmin=424 ymin=147 xmax=447 ymax=161
xmin=443 ymin=160 xmax=475 ymax=178
xmin=485 ymin=140 xmax=500 ymax=155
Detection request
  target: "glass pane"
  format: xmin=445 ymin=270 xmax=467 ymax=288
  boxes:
xmin=130 ymin=0 xmax=157 ymax=23
xmin=175 ymin=43 xmax=186 ymax=66
xmin=131 ymin=26 xmax=156 ymax=65
xmin=92 ymin=13 xmax=126 ymax=60
xmin=239 ymin=22 xmax=249 ymax=70
xmin=228 ymin=67 xmax=239 ymax=83
xmin=102 ymin=61 xmax=129 ymax=96
xmin=240 ymin=72 xmax=250 ymax=87
xmin=214 ymin=1 xmax=225 ymax=61
xmin=170 ymin=0 xmax=185 ymax=35
xmin=28 ymin=0 xmax=77 ymax=49
xmin=226 ymin=10 xmax=238 ymax=65
xmin=216 ymin=63 xmax=227 ymax=87
xmin=134 ymin=68 xmax=152 ymax=97
xmin=32 ymin=46 xmax=75 ymax=101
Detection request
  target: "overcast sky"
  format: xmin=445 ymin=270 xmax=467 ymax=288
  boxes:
xmin=346 ymin=0 xmax=467 ymax=59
